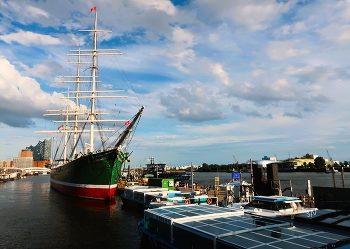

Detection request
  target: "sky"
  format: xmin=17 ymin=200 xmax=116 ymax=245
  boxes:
xmin=1 ymin=0 xmax=350 ymax=167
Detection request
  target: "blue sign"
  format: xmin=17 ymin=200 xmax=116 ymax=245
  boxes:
xmin=232 ymin=172 xmax=241 ymax=179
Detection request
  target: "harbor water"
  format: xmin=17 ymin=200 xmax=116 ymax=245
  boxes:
xmin=194 ymin=171 xmax=350 ymax=197
xmin=0 ymin=176 xmax=144 ymax=249
xmin=0 ymin=171 xmax=349 ymax=248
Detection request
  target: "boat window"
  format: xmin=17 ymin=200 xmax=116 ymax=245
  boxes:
xmin=173 ymin=226 xmax=213 ymax=249
xmin=275 ymin=202 xmax=292 ymax=210
xmin=157 ymin=220 xmax=171 ymax=241
xmin=245 ymin=200 xmax=268 ymax=209
xmin=145 ymin=217 xmax=158 ymax=234
xmin=245 ymin=200 xmax=262 ymax=208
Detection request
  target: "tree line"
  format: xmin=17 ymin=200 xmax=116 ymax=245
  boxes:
xmin=194 ymin=157 xmax=349 ymax=172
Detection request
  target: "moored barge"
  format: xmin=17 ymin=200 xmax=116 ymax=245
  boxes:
xmin=139 ymin=205 xmax=350 ymax=249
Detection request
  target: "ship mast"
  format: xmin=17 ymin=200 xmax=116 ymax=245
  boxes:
xmin=90 ymin=10 xmax=98 ymax=152
xmin=38 ymin=7 xmax=131 ymax=160
xmin=73 ymin=47 xmax=81 ymax=156
xmin=63 ymin=90 xmax=69 ymax=162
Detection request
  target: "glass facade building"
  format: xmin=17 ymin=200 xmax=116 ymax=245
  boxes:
xmin=27 ymin=138 xmax=52 ymax=160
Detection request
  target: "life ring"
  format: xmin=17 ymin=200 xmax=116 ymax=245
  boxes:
xmin=185 ymin=199 xmax=190 ymax=204
xmin=207 ymin=198 xmax=212 ymax=205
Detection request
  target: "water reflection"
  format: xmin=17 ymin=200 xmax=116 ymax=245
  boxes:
xmin=0 ymin=176 xmax=145 ymax=249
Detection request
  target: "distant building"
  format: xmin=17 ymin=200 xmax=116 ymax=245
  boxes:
xmin=27 ymin=138 xmax=52 ymax=160
xmin=250 ymin=156 xmax=277 ymax=168
xmin=1 ymin=159 xmax=12 ymax=168
xmin=12 ymin=149 xmax=33 ymax=168
xmin=302 ymin=153 xmax=318 ymax=159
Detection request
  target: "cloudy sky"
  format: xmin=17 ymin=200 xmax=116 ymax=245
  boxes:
xmin=1 ymin=0 xmax=350 ymax=166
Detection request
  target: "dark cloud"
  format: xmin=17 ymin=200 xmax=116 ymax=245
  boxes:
xmin=0 ymin=109 xmax=37 ymax=128
xmin=283 ymin=112 xmax=303 ymax=118
xmin=160 ymin=84 xmax=224 ymax=123
xmin=226 ymin=77 xmax=332 ymax=119
xmin=231 ymin=104 xmax=272 ymax=119
xmin=226 ymin=80 xmax=296 ymax=107
xmin=284 ymin=65 xmax=349 ymax=84
xmin=295 ymin=94 xmax=332 ymax=114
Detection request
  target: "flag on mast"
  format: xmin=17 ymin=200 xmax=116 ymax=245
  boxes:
xmin=58 ymin=125 xmax=64 ymax=130
xmin=90 ymin=6 xmax=96 ymax=12
xmin=124 ymin=120 xmax=130 ymax=126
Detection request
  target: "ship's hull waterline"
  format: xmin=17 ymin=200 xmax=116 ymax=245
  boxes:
xmin=50 ymin=149 xmax=123 ymax=200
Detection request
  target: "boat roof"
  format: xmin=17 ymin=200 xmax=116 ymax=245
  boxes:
xmin=144 ymin=205 xmax=350 ymax=248
xmin=294 ymin=209 xmax=350 ymax=232
xmin=253 ymin=195 xmax=300 ymax=202
xmin=124 ymin=186 xmax=169 ymax=193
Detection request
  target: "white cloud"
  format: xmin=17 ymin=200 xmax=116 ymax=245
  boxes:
xmin=131 ymin=0 xmax=177 ymax=16
xmin=251 ymin=69 xmax=265 ymax=77
xmin=27 ymin=5 xmax=50 ymax=18
xmin=273 ymin=22 xmax=307 ymax=38
xmin=20 ymin=61 xmax=63 ymax=79
xmin=208 ymin=33 xmax=220 ymax=43
xmin=172 ymin=27 xmax=195 ymax=49
xmin=284 ymin=65 xmax=343 ymax=84
xmin=0 ymin=30 xmax=61 ymax=46
xmin=318 ymin=24 xmax=350 ymax=44
xmin=0 ymin=56 xmax=63 ymax=127
xmin=196 ymin=0 xmax=297 ymax=31
xmin=266 ymin=41 xmax=310 ymax=60
xmin=210 ymin=63 xmax=231 ymax=86
xmin=229 ymin=0 xmax=294 ymax=30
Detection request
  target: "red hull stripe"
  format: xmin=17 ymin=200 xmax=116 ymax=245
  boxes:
xmin=50 ymin=179 xmax=117 ymax=200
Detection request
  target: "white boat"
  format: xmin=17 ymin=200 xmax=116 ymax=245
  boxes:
xmin=220 ymin=179 xmax=253 ymax=206
xmin=0 ymin=174 xmax=14 ymax=181
xmin=241 ymin=195 xmax=317 ymax=217
xmin=325 ymin=167 xmax=338 ymax=174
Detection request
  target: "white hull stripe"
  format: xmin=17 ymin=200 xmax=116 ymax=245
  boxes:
xmin=50 ymin=178 xmax=118 ymax=189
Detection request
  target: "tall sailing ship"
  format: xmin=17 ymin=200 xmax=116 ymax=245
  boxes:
xmin=38 ymin=7 xmax=144 ymax=200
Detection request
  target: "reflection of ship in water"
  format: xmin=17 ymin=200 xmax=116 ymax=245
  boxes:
xmin=144 ymin=157 xmax=191 ymax=187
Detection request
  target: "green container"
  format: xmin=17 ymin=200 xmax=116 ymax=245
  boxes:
xmin=148 ymin=178 xmax=174 ymax=190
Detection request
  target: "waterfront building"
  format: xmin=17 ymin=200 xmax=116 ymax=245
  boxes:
xmin=1 ymin=159 xmax=13 ymax=168
xmin=12 ymin=149 xmax=33 ymax=168
xmin=27 ymin=138 xmax=52 ymax=161
xmin=27 ymin=138 xmax=52 ymax=167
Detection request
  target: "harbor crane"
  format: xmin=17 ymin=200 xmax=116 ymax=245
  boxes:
xmin=232 ymin=155 xmax=238 ymax=171
xmin=233 ymin=155 xmax=237 ymax=163
xmin=326 ymin=149 xmax=332 ymax=161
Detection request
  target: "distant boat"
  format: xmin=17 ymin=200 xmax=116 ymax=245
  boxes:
xmin=38 ymin=8 xmax=144 ymax=200
xmin=143 ymin=157 xmax=192 ymax=186
xmin=325 ymin=168 xmax=338 ymax=174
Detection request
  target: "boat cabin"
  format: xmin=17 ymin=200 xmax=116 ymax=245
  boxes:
xmin=243 ymin=195 xmax=316 ymax=217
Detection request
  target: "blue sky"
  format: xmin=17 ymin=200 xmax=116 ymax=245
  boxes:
xmin=1 ymin=0 xmax=350 ymax=166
